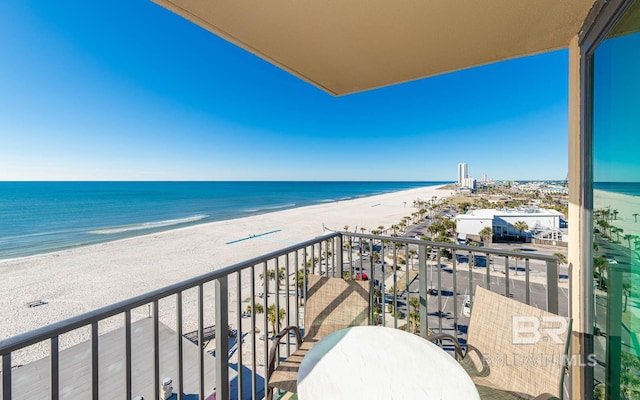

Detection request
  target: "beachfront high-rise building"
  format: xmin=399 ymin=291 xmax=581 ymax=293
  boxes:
xmin=461 ymin=177 xmax=476 ymax=191
xmin=457 ymin=163 xmax=468 ymax=185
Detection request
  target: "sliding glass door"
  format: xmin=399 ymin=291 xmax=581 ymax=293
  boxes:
xmin=590 ymin=1 xmax=640 ymax=397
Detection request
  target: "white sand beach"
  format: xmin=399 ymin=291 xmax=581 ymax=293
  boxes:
xmin=0 ymin=184 xmax=450 ymax=365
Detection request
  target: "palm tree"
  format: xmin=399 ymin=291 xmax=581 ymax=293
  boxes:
xmin=624 ymin=234 xmax=634 ymax=249
xmin=343 ymin=225 xmax=349 ymax=232
xmin=442 ymin=219 xmax=457 ymax=237
xmin=408 ymin=297 xmax=420 ymax=333
xmin=391 ymin=224 xmax=400 ymax=236
xmin=246 ymin=303 xmax=264 ymax=315
xmin=633 ymin=213 xmax=639 ymax=223
xmin=398 ymin=221 xmax=407 ymax=232
xmin=612 ymin=226 xmax=623 ymax=243
xmin=603 ymin=208 xmax=612 ymax=222
xmin=408 ymin=248 xmax=417 ymax=270
xmin=296 ymin=268 xmax=308 ymax=304
xmin=479 ymin=227 xmax=493 ymax=248
xmin=267 ymin=304 xmax=286 ymax=334
xmin=260 ymin=267 xmax=286 ymax=294
xmin=513 ymin=221 xmax=529 ymax=240
xmin=428 ymin=222 xmax=446 ymax=237
xmin=612 ymin=209 xmax=619 ymax=220
xmin=468 ymin=241 xmax=479 ymax=267
xmin=623 ymin=281 xmax=632 ymax=312
xmin=553 ymin=252 xmax=567 ymax=280
xmin=598 ymin=219 xmax=611 ymax=238
xmin=594 ymin=256 xmax=608 ymax=289
xmin=553 ymin=252 xmax=567 ymax=267
xmin=509 ymin=249 xmax=526 ymax=276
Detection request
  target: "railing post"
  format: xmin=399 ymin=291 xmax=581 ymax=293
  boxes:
xmin=91 ymin=322 xmax=99 ymax=400
xmin=485 ymin=252 xmax=491 ymax=290
xmin=198 ymin=285 xmax=205 ymax=399
xmin=452 ymin=250 xmax=458 ymax=334
xmin=525 ymin=258 xmax=531 ymax=305
xmin=175 ymin=295 xmax=183 ymax=400
xmin=337 ymin=234 xmax=344 ymax=277
xmin=393 ymin=243 xmax=398 ymax=329
xmin=3 ymin=353 xmax=11 ymax=400
xmin=436 ymin=251 xmax=442 ymax=334
xmin=418 ymin=244 xmax=428 ymax=338
xmin=546 ymin=259 xmax=559 ymax=314
xmin=153 ymin=300 xmax=160 ymax=400
xmin=215 ymin=276 xmax=230 ymax=400
xmin=504 ymin=256 xmax=510 ymax=298
xmin=51 ymin=336 xmax=59 ymax=400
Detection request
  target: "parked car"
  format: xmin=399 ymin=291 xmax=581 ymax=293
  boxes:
xmin=463 ymin=296 xmax=472 ymax=317
xmin=355 ymin=272 xmax=369 ymax=281
xmin=605 ymin=255 xmax=618 ymax=264
xmin=427 ymin=288 xmax=438 ymax=296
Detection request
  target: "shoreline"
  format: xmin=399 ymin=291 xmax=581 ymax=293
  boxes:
xmin=0 ymin=184 xmax=451 ymax=354
xmin=0 ymin=182 xmax=450 ymax=263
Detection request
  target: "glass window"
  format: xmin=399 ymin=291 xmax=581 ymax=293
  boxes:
xmin=592 ymin=1 xmax=640 ymax=397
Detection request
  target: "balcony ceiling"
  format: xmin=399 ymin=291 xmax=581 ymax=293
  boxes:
xmin=153 ymin=0 xmax=595 ymax=96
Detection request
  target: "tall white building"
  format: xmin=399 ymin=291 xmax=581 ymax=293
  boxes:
xmin=462 ymin=177 xmax=476 ymax=190
xmin=457 ymin=163 xmax=468 ymax=185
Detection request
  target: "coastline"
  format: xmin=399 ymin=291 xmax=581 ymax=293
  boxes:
xmin=0 ymin=181 xmax=448 ymax=261
xmin=0 ymin=184 xmax=450 ymax=354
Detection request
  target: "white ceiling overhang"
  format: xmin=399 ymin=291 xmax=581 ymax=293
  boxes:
xmin=153 ymin=0 xmax=595 ymax=95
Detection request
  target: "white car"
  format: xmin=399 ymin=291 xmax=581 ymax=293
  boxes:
xmin=462 ymin=296 xmax=472 ymax=317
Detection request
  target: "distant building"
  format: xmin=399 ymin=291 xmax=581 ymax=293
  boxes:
xmin=457 ymin=163 xmax=468 ymax=185
xmin=461 ymin=177 xmax=476 ymax=191
xmin=455 ymin=207 xmax=566 ymax=242
xmin=482 ymin=174 xmax=487 ymax=182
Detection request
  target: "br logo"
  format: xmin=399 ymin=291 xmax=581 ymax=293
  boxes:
xmin=512 ymin=316 xmax=568 ymax=344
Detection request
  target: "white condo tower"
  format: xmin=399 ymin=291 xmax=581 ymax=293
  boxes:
xmin=457 ymin=163 xmax=468 ymax=185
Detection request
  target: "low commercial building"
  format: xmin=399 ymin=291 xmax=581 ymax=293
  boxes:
xmin=455 ymin=207 xmax=565 ymax=242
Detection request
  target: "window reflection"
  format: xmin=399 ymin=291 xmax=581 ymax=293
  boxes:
xmin=592 ymin=1 xmax=640 ymax=398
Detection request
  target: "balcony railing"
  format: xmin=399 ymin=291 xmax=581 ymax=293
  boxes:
xmin=0 ymin=232 xmax=566 ymax=400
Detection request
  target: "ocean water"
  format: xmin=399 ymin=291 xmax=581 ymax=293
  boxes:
xmin=594 ymin=182 xmax=640 ymax=197
xmin=0 ymin=181 xmax=448 ymax=260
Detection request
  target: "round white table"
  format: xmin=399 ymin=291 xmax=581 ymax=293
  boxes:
xmin=297 ymin=326 xmax=480 ymax=400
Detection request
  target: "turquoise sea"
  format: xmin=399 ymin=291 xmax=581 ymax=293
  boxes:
xmin=594 ymin=182 xmax=640 ymax=197
xmin=0 ymin=181 xmax=448 ymax=260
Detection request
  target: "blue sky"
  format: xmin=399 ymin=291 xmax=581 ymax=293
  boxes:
xmin=0 ymin=1 xmax=569 ymax=181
